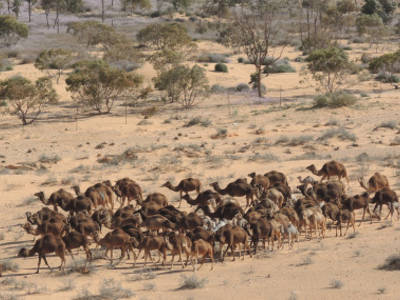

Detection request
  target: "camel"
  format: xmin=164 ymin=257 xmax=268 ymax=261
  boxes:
xmin=215 ymin=224 xmax=251 ymax=261
xmin=22 ymin=221 xmax=66 ymax=238
xmin=137 ymin=235 xmax=173 ymax=267
xmin=143 ymin=193 xmax=168 ymax=207
xmin=162 ymin=178 xmax=201 ymax=208
xmin=210 ymin=181 xmax=256 ymax=208
xmin=98 ymin=228 xmax=137 ymax=265
xmin=58 ymin=195 xmax=92 ymax=215
xmin=73 ymin=183 xmax=114 ymax=210
xmin=167 ymin=231 xmax=192 ymax=269
xmin=248 ymin=173 xmax=270 ymax=194
xmin=182 ymin=190 xmax=221 ymax=209
xmin=34 ymin=190 xmax=74 ymax=212
xmin=68 ymin=213 xmax=100 ymax=242
xmin=187 ymin=238 xmax=214 ymax=271
xmin=250 ymin=218 xmax=282 ymax=252
xmin=341 ymin=192 xmax=373 ymax=226
xmin=91 ymin=208 xmax=113 ymax=230
xmin=370 ymin=187 xmax=400 ymax=220
xmin=311 ymin=181 xmax=346 ymax=205
xmin=264 ymin=170 xmax=288 ymax=186
xmin=140 ymin=214 xmax=176 ymax=234
xmin=306 ymin=160 xmax=350 ymax=183
xmin=113 ymin=178 xmax=143 ymax=208
xmin=198 ymin=201 xmax=244 ymax=220
xmin=63 ymin=225 xmax=92 ymax=261
xmin=26 ymin=207 xmax=66 ymax=226
xmin=359 ymin=172 xmax=390 ymax=193
xmin=18 ymin=234 xmax=66 ymax=274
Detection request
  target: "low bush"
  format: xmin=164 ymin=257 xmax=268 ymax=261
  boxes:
xmin=236 ymin=83 xmax=249 ymax=92
xmin=375 ymin=72 xmax=400 ymax=83
xmin=215 ymin=63 xmax=228 ymax=73
xmin=197 ymin=53 xmax=228 ymax=63
xmin=313 ymin=92 xmax=357 ymax=108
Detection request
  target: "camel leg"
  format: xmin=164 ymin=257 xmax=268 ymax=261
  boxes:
xmin=42 ymin=255 xmax=52 ymax=272
xmin=68 ymin=249 xmax=75 ymax=261
xmin=210 ymin=249 xmax=214 ymax=271
xmin=36 ymin=256 xmax=42 ymax=274
xmin=178 ymin=191 xmax=183 ymax=208
xmin=344 ymin=222 xmax=350 ymax=236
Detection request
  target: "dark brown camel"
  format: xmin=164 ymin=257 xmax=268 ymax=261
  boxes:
xmin=210 ymin=181 xmax=256 ymax=208
xmin=182 ymin=190 xmax=221 ymax=209
xmin=162 ymin=178 xmax=201 ymax=208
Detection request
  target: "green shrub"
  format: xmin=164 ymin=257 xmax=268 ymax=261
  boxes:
xmin=197 ymin=53 xmax=228 ymax=63
xmin=237 ymin=57 xmax=244 ymax=63
xmin=215 ymin=63 xmax=228 ymax=73
xmin=375 ymin=72 xmax=400 ymax=83
xmin=313 ymin=92 xmax=357 ymax=108
xmin=236 ymin=83 xmax=249 ymax=92
xmin=210 ymin=84 xmax=226 ymax=93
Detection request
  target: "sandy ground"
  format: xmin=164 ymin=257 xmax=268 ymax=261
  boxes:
xmin=1 ymin=41 xmax=400 ymax=300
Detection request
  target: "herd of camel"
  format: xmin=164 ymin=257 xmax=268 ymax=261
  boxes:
xmin=6 ymin=160 xmax=399 ymax=275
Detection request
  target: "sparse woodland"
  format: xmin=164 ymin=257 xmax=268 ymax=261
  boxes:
xmin=1 ymin=0 xmax=400 ymax=299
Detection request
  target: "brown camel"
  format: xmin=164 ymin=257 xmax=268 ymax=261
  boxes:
xmin=359 ymin=172 xmax=390 ymax=193
xmin=341 ymin=192 xmax=373 ymax=226
xmin=370 ymin=187 xmax=399 ymax=220
xmin=113 ymin=178 xmax=143 ymax=208
xmin=248 ymin=173 xmax=270 ymax=194
xmin=210 ymin=181 xmax=256 ymax=208
xmin=63 ymin=225 xmax=92 ymax=261
xmin=264 ymin=170 xmax=288 ymax=186
xmin=182 ymin=190 xmax=220 ymax=209
xmin=306 ymin=160 xmax=349 ymax=183
xmin=73 ymin=183 xmax=114 ymax=210
xmin=188 ymin=238 xmax=214 ymax=271
xmin=167 ymin=231 xmax=192 ymax=269
xmin=162 ymin=178 xmax=201 ymax=208
xmin=98 ymin=228 xmax=137 ymax=265
xmin=215 ymin=224 xmax=251 ymax=261
xmin=18 ymin=234 xmax=66 ymax=274
xmin=34 ymin=190 xmax=74 ymax=212
xmin=198 ymin=201 xmax=244 ymax=220
xmin=137 ymin=235 xmax=173 ymax=267
xmin=22 ymin=221 xmax=66 ymax=238
xmin=143 ymin=193 xmax=168 ymax=207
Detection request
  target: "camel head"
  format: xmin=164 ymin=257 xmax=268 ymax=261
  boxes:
xmin=25 ymin=212 xmax=34 ymax=224
xmin=209 ymin=182 xmax=219 ymax=189
xmin=161 ymin=181 xmax=172 ymax=188
xmin=34 ymin=191 xmax=47 ymax=204
xmin=112 ymin=184 xmax=122 ymax=197
xmin=248 ymin=172 xmax=256 ymax=179
xmin=17 ymin=248 xmax=29 ymax=258
xmin=306 ymin=164 xmax=317 ymax=175
xmin=71 ymin=185 xmax=81 ymax=196
xmin=21 ymin=222 xmax=32 ymax=233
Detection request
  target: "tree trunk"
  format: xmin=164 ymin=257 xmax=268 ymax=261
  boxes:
xmin=256 ymin=65 xmax=262 ymax=98
xmin=28 ymin=0 xmax=32 ymax=22
xmin=45 ymin=12 xmax=49 ymax=28
xmin=21 ymin=114 xmax=27 ymax=126
xmin=101 ymin=0 xmax=105 ymax=22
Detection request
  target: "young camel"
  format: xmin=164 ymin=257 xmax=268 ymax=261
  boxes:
xmin=18 ymin=234 xmax=66 ymax=274
xmin=63 ymin=225 xmax=92 ymax=261
xmin=187 ymin=238 xmax=214 ymax=271
xmin=306 ymin=160 xmax=350 ymax=184
xmin=137 ymin=235 xmax=173 ymax=267
xmin=248 ymin=173 xmax=270 ymax=195
xmin=162 ymin=178 xmax=201 ymax=208
xmin=341 ymin=192 xmax=373 ymax=226
xmin=167 ymin=231 xmax=192 ymax=269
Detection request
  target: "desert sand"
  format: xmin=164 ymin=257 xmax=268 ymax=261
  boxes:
xmin=1 ymin=39 xmax=400 ymax=300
